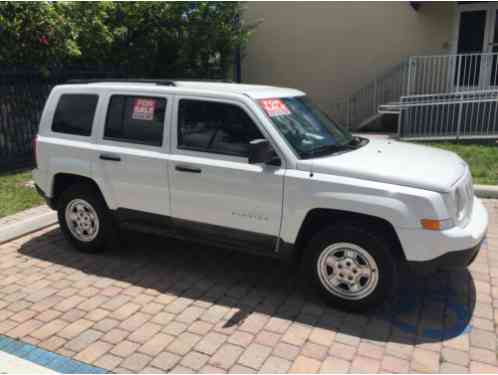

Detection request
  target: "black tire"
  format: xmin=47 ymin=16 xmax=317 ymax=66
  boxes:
xmin=304 ymin=223 xmax=398 ymax=312
xmin=57 ymin=184 xmax=118 ymax=253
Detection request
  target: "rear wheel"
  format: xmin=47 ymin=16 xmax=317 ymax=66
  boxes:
xmin=57 ymin=184 xmax=117 ymax=253
xmin=65 ymin=198 xmax=100 ymax=243
xmin=305 ymin=224 xmax=398 ymax=311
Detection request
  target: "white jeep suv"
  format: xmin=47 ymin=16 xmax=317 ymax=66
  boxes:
xmin=33 ymin=80 xmax=488 ymax=310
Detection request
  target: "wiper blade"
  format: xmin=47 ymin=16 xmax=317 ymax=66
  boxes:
xmin=348 ymin=136 xmax=368 ymax=147
xmin=301 ymin=143 xmax=355 ymax=158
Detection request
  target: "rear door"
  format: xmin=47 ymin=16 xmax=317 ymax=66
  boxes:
xmin=94 ymin=91 xmax=172 ymax=217
xmin=168 ymin=96 xmax=285 ymax=253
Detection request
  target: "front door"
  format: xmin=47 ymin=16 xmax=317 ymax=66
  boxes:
xmin=168 ymin=96 xmax=284 ymax=253
xmin=456 ymin=3 xmax=498 ymax=88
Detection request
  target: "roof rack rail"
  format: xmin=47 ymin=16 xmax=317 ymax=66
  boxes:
xmin=66 ymin=79 xmax=176 ymax=86
xmin=172 ymin=78 xmax=235 ymax=83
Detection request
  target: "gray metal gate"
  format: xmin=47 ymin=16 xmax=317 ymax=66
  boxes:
xmin=398 ymin=90 xmax=498 ymax=140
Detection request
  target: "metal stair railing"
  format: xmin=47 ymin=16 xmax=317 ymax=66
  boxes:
xmin=331 ymin=51 xmax=498 ymax=132
xmin=397 ymin=89 xmax=498 ymax=140
xmin=331 ymin=59 xmax=409 ymax=130
xmin=407 ymin=52 xmax=498 ymax=95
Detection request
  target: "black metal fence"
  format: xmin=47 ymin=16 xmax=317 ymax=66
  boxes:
xmin=0 ymin=66 xmax=231 ymax=171
xmin=0 ymin=66 xmax=129 ymax=171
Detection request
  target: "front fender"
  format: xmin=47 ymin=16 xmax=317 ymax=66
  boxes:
xmin=280 ymin=170 xmax=447 ymax=245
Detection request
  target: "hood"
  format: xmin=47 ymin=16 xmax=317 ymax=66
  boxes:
xmin=297 ymin=138 xmax=466 ymax=193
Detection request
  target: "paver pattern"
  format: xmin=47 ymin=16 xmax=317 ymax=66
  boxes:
xmin=0 ymin=200 xmax=497 ymax=373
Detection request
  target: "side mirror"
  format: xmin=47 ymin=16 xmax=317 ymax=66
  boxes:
xmin=248 ymin=139 xmax=276 ymax=164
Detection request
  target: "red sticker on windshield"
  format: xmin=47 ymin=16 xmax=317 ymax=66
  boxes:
xmin=259 ymin=99 xmax=291 ymax=117
xmin=132 ymin=98 xmax=156 ymax=121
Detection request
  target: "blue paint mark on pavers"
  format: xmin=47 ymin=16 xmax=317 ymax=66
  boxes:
xmin=25 ymin=347 xmax=50 ymax=363
xmin=388 ymin=287 xmax=472 ymax=340
xmin=0 ymin=334 xmax=107 ymax=374
xmin=482 ymin=237 xmax=488 ymax=248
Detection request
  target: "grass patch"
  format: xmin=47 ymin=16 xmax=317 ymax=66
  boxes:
xmin=421 ymin=142 xmax=498 ymax=185
xmin=0 ymin=169 xmax=44 ymax=218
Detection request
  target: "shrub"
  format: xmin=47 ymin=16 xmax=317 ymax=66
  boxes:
xmin=0 ymin=2 xmax=255 ymax=79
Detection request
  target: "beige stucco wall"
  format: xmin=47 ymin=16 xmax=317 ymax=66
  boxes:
xmin=242 ymin=2 xmax=457 ymax=112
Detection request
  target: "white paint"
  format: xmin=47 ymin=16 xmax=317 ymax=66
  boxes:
xmin=0 ymin=351 xmax=57 ymax=374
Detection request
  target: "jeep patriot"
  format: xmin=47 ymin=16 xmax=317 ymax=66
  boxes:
xmin=33 ymin=80 xmax=488 ymax=310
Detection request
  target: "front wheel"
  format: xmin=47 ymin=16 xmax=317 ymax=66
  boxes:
xmin=305 ymin=224 xmax=398 ymax=311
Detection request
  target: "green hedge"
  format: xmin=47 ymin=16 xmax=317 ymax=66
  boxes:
xmin=0 ymin=2 xmax=255 ymax=79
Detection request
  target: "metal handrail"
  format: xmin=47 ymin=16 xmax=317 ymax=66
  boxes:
xmin=406 ymin=52 xmax=498 ymax=95
xmin=331 ymin=59 xmax=409 ymax=129
xmin=409 ymin=51 xmax=498 ymax=59
xmin=397 ymin=90 xmax=498 ymax=140
xmin=331 ymin=51 xmax=498 ymax=132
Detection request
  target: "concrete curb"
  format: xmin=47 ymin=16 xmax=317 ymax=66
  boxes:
xmin=0 ymin=211 xmax=57 ymax=245
xmin=474 ymin=184 xmax=498 ymax=199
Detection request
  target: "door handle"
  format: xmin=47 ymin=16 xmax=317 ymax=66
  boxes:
xmin=99 ymin=153 xmax=121 ymax=162
xmin=175 ymin=165 xmax=202 ymax=174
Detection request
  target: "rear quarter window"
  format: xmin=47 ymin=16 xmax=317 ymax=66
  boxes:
xmin=52 ymin=94 xmax=98 ymax=136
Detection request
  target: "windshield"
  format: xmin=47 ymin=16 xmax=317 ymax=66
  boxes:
xmin=259 ymin=96 xmax=354 ymax=158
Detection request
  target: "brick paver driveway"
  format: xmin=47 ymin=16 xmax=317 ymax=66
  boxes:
xmin=0 ymin=200 xmax=497 ymax=373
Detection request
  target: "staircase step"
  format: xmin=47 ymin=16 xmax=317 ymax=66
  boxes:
xmin=378 ymin=101 xmax=401 ymax=114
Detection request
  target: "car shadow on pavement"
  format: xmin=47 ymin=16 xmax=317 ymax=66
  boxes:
xmin=19 ymin=227 xmax=476 ymax=346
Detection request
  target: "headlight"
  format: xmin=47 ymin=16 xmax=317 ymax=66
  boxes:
xmin=453 ymin=171 xmax=474 ymax=227
xmin=456 ymin=187 xmax=465 ymax=222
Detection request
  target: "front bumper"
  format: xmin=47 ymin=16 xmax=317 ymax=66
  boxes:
xmin=397 ymin=197 xmax=488 ymax=265
xmin=407 ymin=238 xmax=483 ymax=275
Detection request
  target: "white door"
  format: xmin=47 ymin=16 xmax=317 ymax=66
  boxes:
xmin=168 ymin=96 xmax=284 ymax=253
xmin=455 ymin=3 xmax=498 ymax=89
xmin=484 ymin=5 xmax=498 ymax=86
xmin=94 ymin=92 xmax=172 ymax=216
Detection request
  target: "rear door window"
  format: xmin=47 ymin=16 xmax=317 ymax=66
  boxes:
xmin=52 ymin=94 xmax=98 ymax=136
xmin=104 ymin=95 xmax=166 ymax=147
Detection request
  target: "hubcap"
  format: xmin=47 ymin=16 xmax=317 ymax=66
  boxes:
xmin=65 ymin=199 xmax=100 ymax=242
xmin=317 ymin=242 xmax=379 ymax=300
